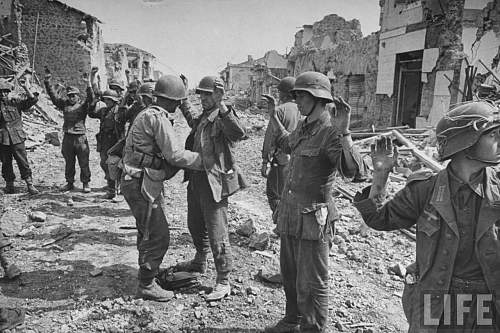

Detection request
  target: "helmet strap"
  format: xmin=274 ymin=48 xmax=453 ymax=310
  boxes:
xmin=304 ymin=99 xmax=318 ymax=118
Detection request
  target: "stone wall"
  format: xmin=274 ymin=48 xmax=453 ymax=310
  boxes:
xmin=20 ymin=0 xmax=106 ymax=94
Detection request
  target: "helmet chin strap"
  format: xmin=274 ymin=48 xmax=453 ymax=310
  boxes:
xmin=304 ymin=99 xmax=318 ymax=118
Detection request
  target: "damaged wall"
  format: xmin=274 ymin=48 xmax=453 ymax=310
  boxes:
xmin=20 ymin=0 xmax=106 ymax=94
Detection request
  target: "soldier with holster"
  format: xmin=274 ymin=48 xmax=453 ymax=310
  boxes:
xmin=44 ymin=69 xmax=94 ymax=192
xmin=265 ymin=72 xmax=363 ymax=333
xmin=88 ymin=82 xmax=126 ymax=200
xmin=120 ymin=75 xmax=203 ymax=302
xmin=353 ymin=101 xmax=500 ymax=332
xmin=0 ymin=78 xmax=39 ymax=195
xmin=175 ymin=76 xmax=246 ymax=302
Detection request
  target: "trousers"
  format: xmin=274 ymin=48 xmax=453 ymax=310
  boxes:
xmin=280 ymin=234 xmax=330 ymax=332
xmin=266 ymin=163 xmax=288 ymax=214
xmin=0 ymin=142 xmax=32 ymax=182
xmin=121 ymin=175 xmax=169 ymax=283
xmin=62 ymin=133 xmax=91 ymax=184
xmin=187 ymin=171 xmax=232 ymax=284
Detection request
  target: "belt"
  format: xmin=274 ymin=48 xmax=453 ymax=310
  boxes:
xmin=450 ymin=276 xmax=488 ymax=291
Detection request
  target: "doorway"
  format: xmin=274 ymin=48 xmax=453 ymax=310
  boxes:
xmin=394 ymin=50 xmax=423 ymax=128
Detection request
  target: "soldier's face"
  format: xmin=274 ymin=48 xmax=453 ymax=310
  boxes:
xmin=67 ymin=93 xmax=79 ymax=105
xmin=474 ymin=127 xmax=500 ymax=164
xmin=103 ymin=98 xmax=115 ymax=108
xmin=295 ymin=91 xmax=315 ymax=117
xmin=200 ymin=91 xmax=216 ymax=111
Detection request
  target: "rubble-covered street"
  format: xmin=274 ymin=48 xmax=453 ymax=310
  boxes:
xmin=0 ymin=103 xmax=415 ymax=332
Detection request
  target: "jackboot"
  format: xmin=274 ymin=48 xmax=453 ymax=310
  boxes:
xmin=136 ymin=279 xmax=174 ymax=302
xmin=25 ymin=178 xmax=39 ymax=195
xmin=205 ymin=283 xmax=230 ymax=302
xmin=4 ymin=181 xmax=14 ymax=194
xmin=174 ymin=257 xmax=207 ymax=274
xmin=0 ymin=308 xmax=25 ymax=331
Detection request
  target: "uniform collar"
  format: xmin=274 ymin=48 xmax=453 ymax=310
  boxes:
xmin=301 ymin=110 xmax=330 ymax=136
xmin=447 ymin=166 xmax=485 ymax=198
xmin=202 ymin=106 xmax=219 ymax=123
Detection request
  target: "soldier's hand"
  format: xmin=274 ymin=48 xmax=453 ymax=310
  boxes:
xmin=371 ymin=137 xmax=398 ymax=173
xmin=44 ymin=67 xmax=52 ymax=80
xmin=261 ymin=162 xmax=269 ymax=178
xmin=91 ymin=66 xmax=99 ymax=76
xmin=330 ymin=96 xmax=351 ymax=133
xmin=180 ymin=74 xmax=188 ymax=89
xmin=262 ymin=94 xmax=276 ymax=110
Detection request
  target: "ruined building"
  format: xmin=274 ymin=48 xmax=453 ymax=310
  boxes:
xmin=287 ymin=14 xmax=379 ymax=126
xmin=20 ymin=0 xmax=106 ymax=93
xmin=220 ymin=50 xmax=288 ymax=99
xmin=104 ymin=43 xmax=160 ymax=88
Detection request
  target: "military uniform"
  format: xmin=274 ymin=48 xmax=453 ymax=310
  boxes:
xmin=354 ymin=167 xmax=500 ymax=333
xmin=121 ymin=105 xmax=202 ymax=286
xmin=0 ymin=94 xmax=38 ymax=185
xmin=274 ymin=110 xmax=363 ymax=332
xmin=44 ymin=79 xmax=93 ymax=186
xmin=181 ymin=100 xmax=246 ymax=285
xmin=88 ymin=103 xmax=126 ymax=189
xmin=262 ymin=101 xmax=300 ymax=213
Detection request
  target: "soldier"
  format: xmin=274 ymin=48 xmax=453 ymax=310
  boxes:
xmin=121 ymin=81 xmax=155 ymax=131
xmin=264 ymin=72 xmax=363 ymax=333
xmin=0 ymin=78 xmax=39 ymax=195
xmin=88 ymin=87 xmax=125 ymax=200
xmin=353 ymin=101 xmax=500 ymax=332
xmin=109 ymin=80 xmax=126 ymax=99
xmin=261 ymin=77 xmax=300 ymax=225
xmin=120 ymin=75 xmax=203 ymax=302
xmin=44 ymin=69 xmax=94 ymax=192
xmin=176 ymin=76 xmax=246 ymax=302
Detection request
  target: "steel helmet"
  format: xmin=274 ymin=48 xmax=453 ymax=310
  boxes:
xmin=153 ymin=75 xmax=187 ymax=101
xmin=436 ymin=101 xmax=500 ymax=161
xmin=196 ymin=76 xmax=225 ymax=94
xmin=0 ymin=79 xmax=13 ymax=91
xmin=290 ymin=71 xmax=333 ymax=102
xmin=66 ymin=86 xmax=80 ymax=95
xmin=128 ymin=80 xmax=140 ymax=92
xmin=101 ymin=89 xmax=120 ymax=102
xmin=109 ymin=80 xmax=125 ymax=91
xmin=137 ymin=82 xmax=154 ymax=98
xmin=277 ymin=76 xmax=296 ymax=94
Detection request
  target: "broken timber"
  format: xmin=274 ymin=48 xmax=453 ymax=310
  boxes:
xmin=391 ymin=130 xmax=444 ymax=172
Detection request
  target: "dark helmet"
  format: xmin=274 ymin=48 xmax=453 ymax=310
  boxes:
xmin=101 ymin=89 xmax=120 ymax=102
xmin=0 ymin=79 xmax=13 ymax=91
xmin=128 ymin=80 xmax=140 ymax=91
xmin=66 ymin=86 xmax=80 ymax=95
xmin=436 ymin=101 xmax=500 ymax=161
xmin=153 ymin=75 xmax=186 ymax=101
xmin=277 ymin=76 xmax=296 ymax=94
xmin=137 ymin=82 xmax=154 ymax=98
xmin=196 ymin=76 xmax=225 ymax=94
xmin=290 ymin=71 xmax=333 ymax=102
xmin=109 ymin=80 xmax=125 ymax=91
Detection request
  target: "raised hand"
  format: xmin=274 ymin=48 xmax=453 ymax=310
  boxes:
xmin=262 ymin=94 xmax=277 ymax=119
xmin=371 ymin=137 xmax=398 ymax=173
xmin=330 ymin=96 xmax=351 ymax=133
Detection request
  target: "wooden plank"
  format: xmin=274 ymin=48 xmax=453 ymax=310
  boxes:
xmin=392 ymin=130 xmax=444 ymax=172
xmin=353 ymin=131 xmax=393 ymax=146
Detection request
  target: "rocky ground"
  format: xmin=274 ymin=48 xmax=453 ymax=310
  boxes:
xmin=0 ymin=101 xmax=415 ymax=332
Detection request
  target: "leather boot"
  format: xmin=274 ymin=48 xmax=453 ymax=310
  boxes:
xmin=82 ymin=183 xmax=91 ymax=193
xmin=205 ymin=283 xmax=230 ymax=302
xmin=136 ymin=279 xmax=174 ymax=302
xmin=264 ymin=318 xmax=300 ymax=333
xmin=174 ymin=253 xmax=208 ymax=274
xmin=60 ymin=182 xmax=74 ymax=192
xmin=25 ymin=178 xmax=39 ymax=195
xmin=4 ymin=181 xmax=14 ymax=194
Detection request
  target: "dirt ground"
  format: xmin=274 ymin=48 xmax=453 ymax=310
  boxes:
xmin=0 ymin=104 xmax=414 ymax=332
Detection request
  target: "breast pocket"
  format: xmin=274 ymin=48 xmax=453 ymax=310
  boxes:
xmin=299 ymin=147 xmax=321 ymax=157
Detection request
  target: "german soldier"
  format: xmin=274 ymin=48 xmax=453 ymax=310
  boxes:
xmin=121 ymin=75 xmax=203 ymax=302
xmin=265 ymin=71 xmax=363 ymax=333
xmin=0 ymin=78 xmax=39 ymax=195
xmin=261 ymin=77 xmax=301 ymax=225
xmin=353 ymin=101 xmax=500 ymax=332
xmin=175 ymin=76 xmax=246 ymax=302
xmin=44 ymin=69 xmax=94 ymax=192
xmin=121 ymin=81 xmax=155 ymax=131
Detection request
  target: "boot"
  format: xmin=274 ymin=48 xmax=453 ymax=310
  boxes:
xmin=25 ymin=178 xmax=39 ymax=195
xmin=103 ymin=189 xmax=116 ymax=200
xmin=60 ymin=182 xmax=74 ymax=192
xmin=82 ymin=183 xmax=91 ymax=193
xmin=264 ymin=318 xmax=300 ymax=333
xmin=4 ymin=181 xmax=14 ymax=194
xmin=205 ymin=283 xmax=230 ymax=302
xmin=0 ymin=308 xmax=25 ymax=331
xmin=5 ymin=264 xmax=21 ymax=280
xmin=174 ymin=259 xmax=207 ymax=274
xmin=136 ymin=280 xmax=174 ymax=302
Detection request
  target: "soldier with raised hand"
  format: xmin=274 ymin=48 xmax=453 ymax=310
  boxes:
xmin=261 ymin=77 xmax=301 ymax=229
xmin=0 ymin=77 xmax=39 ymax=195
xmin=353 ymin=101 xmax=500 ymax=332
xmin=44 ymin=68 xmax=94 ymax=193
xmin=175 ymin=75 xmax=246 ymax=302
xmin=264 ymin=71 xmax=363 ymax=333
xmin=120 ymin=75 xmax=203 ymax=302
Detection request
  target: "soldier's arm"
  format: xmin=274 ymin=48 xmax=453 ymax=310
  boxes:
xmin=150 ymin=112 xmax=203 ymax=170
xmin=44 ymin=78 xmax=66 ymax=109
xmin=262 ymin=122 xmax=274 ymax=163
xmin=325 ymin=131 xmax=363 ymax=178
xmin=179 ymin=100 xmax=196 ymax=128
xmin=218 ymin=105 xmax=245 ymax=142
xmin=17 ymin=84 xmax=38 ymax=111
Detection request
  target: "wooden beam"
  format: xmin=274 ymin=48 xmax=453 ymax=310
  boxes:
xmin=392 ymin=130 xmax=444 ymax=172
